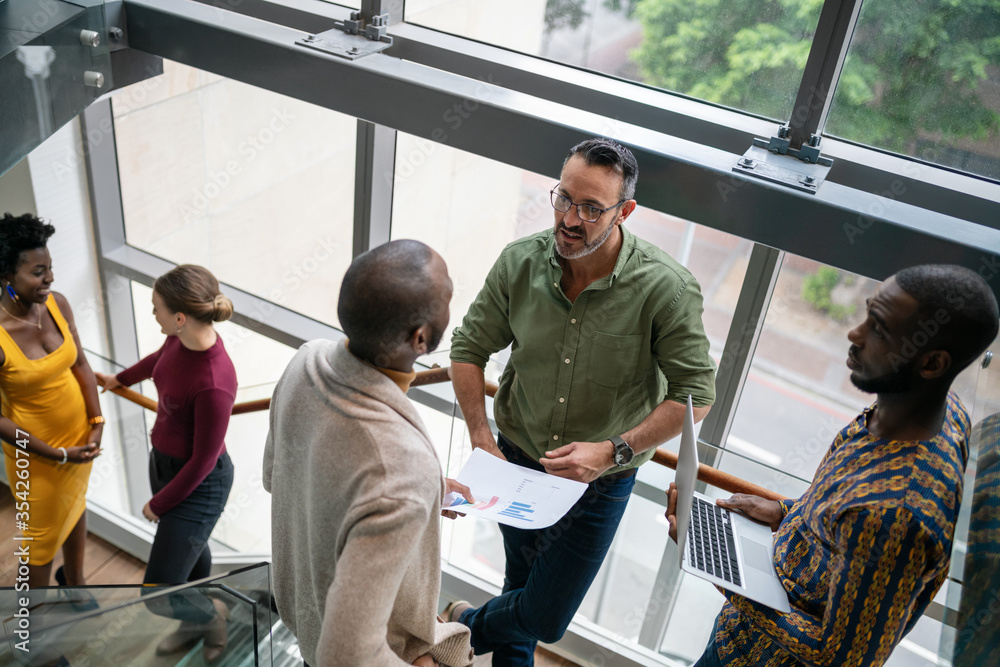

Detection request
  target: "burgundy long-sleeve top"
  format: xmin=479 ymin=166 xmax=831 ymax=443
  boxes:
xmin=117 ymin=335 xmax=237 ymax=516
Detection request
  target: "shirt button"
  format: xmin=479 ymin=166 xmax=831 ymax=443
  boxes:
xmin=570 ymin=318 xmax=577 ymax=324
xmin=564 ymin=358 xmax=571 ymax=364
xmin=559 ymin=397 xmax=565 ymax=403
xmin=553 ymin=435 xmax=559 ymax=441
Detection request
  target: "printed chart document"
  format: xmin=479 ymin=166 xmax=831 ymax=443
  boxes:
xmin=442 ymin=449 xmax=588 ymax=529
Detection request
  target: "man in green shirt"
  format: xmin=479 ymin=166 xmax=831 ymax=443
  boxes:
xmin=448 ymin=137 xmax=716 ymax=664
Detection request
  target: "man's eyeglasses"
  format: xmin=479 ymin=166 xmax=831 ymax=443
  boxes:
xmin=550 ymin=189 xmax=625 ymax=223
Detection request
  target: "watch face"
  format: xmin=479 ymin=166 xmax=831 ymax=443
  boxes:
xmin=614 ymin=443 xmax=634 ymax=466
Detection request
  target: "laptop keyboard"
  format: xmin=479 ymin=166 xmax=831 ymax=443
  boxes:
xmin=688 ymin=496 xmax=743 ymax=586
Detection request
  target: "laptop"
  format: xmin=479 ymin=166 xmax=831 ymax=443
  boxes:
xmin=674 ymin=395 xmax=791 ymax=613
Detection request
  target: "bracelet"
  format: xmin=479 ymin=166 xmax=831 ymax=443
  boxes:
xmin=58 ymin=448 xmax=68 ymax=465
xmin=89 ymin=416 xmax=105 ymax=426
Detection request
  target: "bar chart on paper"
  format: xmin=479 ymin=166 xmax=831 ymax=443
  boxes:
xmin=442 ymin=449 xmax=588 ymax=528
xmin=498 ymin=501 xmax=535 ymax=522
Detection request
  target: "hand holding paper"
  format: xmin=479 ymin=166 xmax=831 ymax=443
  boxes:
xmin=442 ymin=449 xmax=588 ymax=528
xmin=441 ymin=478 xmax=474 ymax=520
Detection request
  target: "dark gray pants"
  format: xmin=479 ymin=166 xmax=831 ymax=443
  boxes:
xmin=142 ymin=448 xmax=234 ymax=624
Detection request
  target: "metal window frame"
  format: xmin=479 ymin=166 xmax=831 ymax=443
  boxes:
xmin=73 ymin=1 xmax=996 ymax=664
xmin=120 ymin=0 xmax=1000 ymax=292
xmin=353 ymin=119 xmax=396 ymax=258
xmin=698 ymin=245 xmax=785 ymax=454
xmin=785 ymin=0 xmax=864 ymax=150
xmin=384 ymin=22 xmax=1000 ymax=229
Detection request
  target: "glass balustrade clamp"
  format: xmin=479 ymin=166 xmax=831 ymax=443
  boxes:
xmin=296 ymin=7 xmax=392 ymax=61
xmin=732 ymin=124 xmax=834 ymax=195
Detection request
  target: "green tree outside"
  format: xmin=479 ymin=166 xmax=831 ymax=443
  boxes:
xmin=629 ymin=0 xmax=1000 ymax=154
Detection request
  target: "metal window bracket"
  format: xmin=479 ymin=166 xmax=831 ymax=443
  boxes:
xmin=733 ymin=127 xmax=834 ymax=194
xmin=760 ymin=126 xmax=834 ymax=165
xmin=296 ymin=11 xmax=392 ymax=60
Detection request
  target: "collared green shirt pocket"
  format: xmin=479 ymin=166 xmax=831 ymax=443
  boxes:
xmin=588 ymin=332 xmax=644 ymax=388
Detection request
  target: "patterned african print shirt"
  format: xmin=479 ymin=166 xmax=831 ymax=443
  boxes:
xmin=710 ymin=391 xmax=969 ymax=667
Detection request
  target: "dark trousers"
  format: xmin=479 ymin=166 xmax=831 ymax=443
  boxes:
xmin=692 ymin=612 xmax=729 ymax=667
xmin=142 ymin=448 xmax=234 ymax=625
xmin=460 ymin=433 xmax=635 ymax=666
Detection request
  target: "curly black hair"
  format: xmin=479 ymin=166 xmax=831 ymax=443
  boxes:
xmin=0 ymin=213 xmax=55 ymax=277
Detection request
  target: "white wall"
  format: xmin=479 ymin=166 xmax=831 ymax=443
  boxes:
xmin=27 ymin=118 xmax=111 ymax=359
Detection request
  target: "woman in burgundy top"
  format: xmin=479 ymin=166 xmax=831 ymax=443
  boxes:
xmin=98 ymin=265 xmax=237 ymax=663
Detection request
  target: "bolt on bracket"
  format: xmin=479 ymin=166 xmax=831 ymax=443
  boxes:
xmin=295 ymin=12 xmax=393 ymax=60
xmin=759 ymin=126 xmax=832 ymax=166
xmin=733 ymin=145 xmax=833 ymax=195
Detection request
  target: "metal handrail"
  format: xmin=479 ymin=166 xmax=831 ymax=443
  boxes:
xmin=104 ymin=366 xmax=786 ymax=501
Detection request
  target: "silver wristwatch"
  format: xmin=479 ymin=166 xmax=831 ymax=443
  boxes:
xmin=610 ymin=435 xmax=634 ymax=466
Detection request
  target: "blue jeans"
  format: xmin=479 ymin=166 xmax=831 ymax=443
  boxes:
xmin=459 ymin=433 xmax=635 ymax=666
xmin=692 ymin=613 xmax=726 ymax=667
xmin=142 ymin=448 xmax=234 ymax=624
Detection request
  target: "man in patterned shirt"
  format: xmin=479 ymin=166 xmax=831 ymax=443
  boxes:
xmin=667 ymin=264 xmax=999 ymax=667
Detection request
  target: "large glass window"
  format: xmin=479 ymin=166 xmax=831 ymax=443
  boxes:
xmin=826 ymin=0 xmax=1000 ymax=181
xmin=112 ymin=60 xmax=357 ymax=328
xmin=404 ymin=0 xmax=823 ymax=121
xmin=729 ymin=256 xmax=982 ymax=482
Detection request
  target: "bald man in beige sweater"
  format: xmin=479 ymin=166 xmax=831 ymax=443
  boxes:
xmin=264 ymin=241 xmax=473 ymax=666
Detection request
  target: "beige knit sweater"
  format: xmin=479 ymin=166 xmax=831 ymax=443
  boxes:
xmin=263 ymin=341 xmax=473 ymax=666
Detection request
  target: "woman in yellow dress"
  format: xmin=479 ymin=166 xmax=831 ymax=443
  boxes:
xmin=0 ymin=213 xmax=102 ymax=590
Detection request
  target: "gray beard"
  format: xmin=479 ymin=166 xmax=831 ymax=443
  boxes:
xmin=555 ymin=223 xmax=615 ymax=260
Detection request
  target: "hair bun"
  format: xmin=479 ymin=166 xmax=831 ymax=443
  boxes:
xmin=211 ymin=293 xmax=234 ymax=322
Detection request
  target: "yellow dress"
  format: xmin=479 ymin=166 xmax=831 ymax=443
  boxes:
xmin=0 ymin=294 xmax=92 ymax=565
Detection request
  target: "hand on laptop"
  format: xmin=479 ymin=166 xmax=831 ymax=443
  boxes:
xmin=717 ymin=494 xmax=784 ymax=532
xmin=665 ymin=482 xmax=680 ymax=542
xmin=665 ymin=484 xmax=785 ymax=541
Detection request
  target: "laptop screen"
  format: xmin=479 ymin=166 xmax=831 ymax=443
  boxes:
xmin=674 ymin=394 xmax=698 ymax=566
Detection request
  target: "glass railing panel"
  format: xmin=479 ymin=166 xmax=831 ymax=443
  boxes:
xmin=436 ymin=399 xmax=506 ymax=590
xmin=0 ymin=0 xmax=113 ymax=176
xmin=217 ymin=378 xmax=280 ymax=555
xmin=78 ymin=349 xmax=143 ymax=519
xmin=947 ymin=334 xmax=1000 ymax=667
xmin=435 ymin=395 xmax=813 ymax=657
xmin=578 ymin=490 xmax=669 ymax=642
xmin=1 ymin=562 xmax=274 ymax=666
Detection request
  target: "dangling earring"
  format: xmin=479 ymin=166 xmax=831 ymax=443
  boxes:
xmin=5 ymin=284 xmax=20 ymax=304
